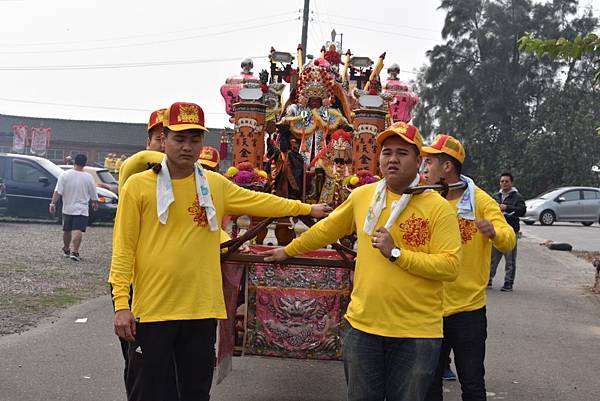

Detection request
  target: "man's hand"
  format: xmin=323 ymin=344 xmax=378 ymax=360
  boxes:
xmin=262 ymin=247 xmax=290 ymax=262
xmin=114 ymin=309 xmax=136 ymax=342
xmin=92 ymin=201 xmax=99 ymax=211
xmin=475 ymin=220 xmax=496 ymax=239
xmin=372 ymin=227 xmax=395 ymax=259
xmin=499 ymin=204 xmax=507 ymax=211
xmin=310 ymin=204 xmax=333 ymax=218
xmin=49 ymin=203 xmax=56 ymax=214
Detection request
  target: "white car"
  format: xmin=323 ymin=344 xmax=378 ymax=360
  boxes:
xmin=521 ymin=186 xmax=600 ymax=226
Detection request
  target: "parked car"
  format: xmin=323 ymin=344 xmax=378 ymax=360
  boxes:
xmin=0 ymin=153 xmax=118 ymax=223
xmin=0 ymin=177 xmax=7 ymax=215
xmin=58 ymin=165 xmax=118 ymax=194
xmin=521 ymin=186 xmax=600 ymax=226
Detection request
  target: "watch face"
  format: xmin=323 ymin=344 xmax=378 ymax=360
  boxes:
xmin=391 ymin=248 xmax=401 ymax=258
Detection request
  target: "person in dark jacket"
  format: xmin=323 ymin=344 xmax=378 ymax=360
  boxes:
xmin=489 ymin=172 xmax=526 ymax=292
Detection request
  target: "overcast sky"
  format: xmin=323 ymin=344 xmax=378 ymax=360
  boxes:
xmin=0 ymin=0 xmax=493 ymax=127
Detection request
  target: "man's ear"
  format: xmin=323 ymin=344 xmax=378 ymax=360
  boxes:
xmin=442 ymin=160 xmax=453 ymax=174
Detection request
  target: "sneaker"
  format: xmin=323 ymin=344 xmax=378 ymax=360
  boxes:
xmin=62 ymin=247 xmax=71 ymax=258
xmin=70 ymin=252 xmax=81 ymax=262
xmin=500 ymin=283 xmax=513 ymax=292
xmin=442 ymin=367 xmax=457 ymax=381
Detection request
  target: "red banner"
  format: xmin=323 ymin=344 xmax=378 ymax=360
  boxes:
xmin=30 ymin=127 xmax=52 ymax=156
xmin=12 ymin=125 xmax=29 ymax=153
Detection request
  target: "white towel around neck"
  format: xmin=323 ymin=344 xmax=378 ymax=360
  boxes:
xmin=456 ymin=174 xmax=476 ymax=220
xmin=156 ymin=156 xmax=219 ymax=231
xmin=363 ymin=174 xmax=420 ymax=235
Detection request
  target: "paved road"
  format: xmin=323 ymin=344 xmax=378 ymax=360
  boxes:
xmin=520 ymin=221 xmax=600 ymax=251
xmin=1 ymin=239 xmax=599 ymax=401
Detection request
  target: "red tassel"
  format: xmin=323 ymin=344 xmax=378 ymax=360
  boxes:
xmin=220 ymin=141 xmax=228 ymax=160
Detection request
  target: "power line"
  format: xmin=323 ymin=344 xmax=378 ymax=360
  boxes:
xmin=0 ymin=18 xmax=299 ymax=54
xmin=308 ymin=20 xmax=323 ymax=51
xmin=0 ymin=96 xmax=228 ymax=114
xmin=0 ymin=10 xmax=299 ymax=48
xmin=0 ymin=55 xmax=269 ymax=71
xmin=311 ymin=0 xmax=327 ymax=43
xmin=312 ymin=19 xmax=440 ymax=42
xmin=317 ymin=13 xmax=442 ymax=34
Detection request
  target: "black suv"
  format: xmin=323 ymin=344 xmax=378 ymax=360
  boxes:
xmin=0 ymin=153 xmax=118 ymax=223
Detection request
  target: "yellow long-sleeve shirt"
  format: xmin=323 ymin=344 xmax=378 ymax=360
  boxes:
xmin=118 ymin=150 xmax=164 ymax=189
xmin=443 ymin=187 xmax=516 ymax=317
xmin=109 ymin=169 xmax=311 ymax=323
xmin=284 ymin=183 xmax=462 ymax=338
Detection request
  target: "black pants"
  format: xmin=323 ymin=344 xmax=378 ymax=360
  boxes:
xmin=109 ymin=284 xmax=133 ymax=385
xmin=127 ymin=319 xmax=217 ymax=401
xmin=109 ymin=285 xmax=179 ymax=400
xmin=425 ymin=307 xmax=487 ymax=401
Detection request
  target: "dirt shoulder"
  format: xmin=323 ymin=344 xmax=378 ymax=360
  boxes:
xmin=0 ymin=220 xmax=113 ymax=335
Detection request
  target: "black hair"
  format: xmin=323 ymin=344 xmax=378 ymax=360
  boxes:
xmin=150 ymin=163 xmax=162 ymax=174
xmin=500 ymin=172 xmax=513 ymax=181
xmin=74 ymin=154 xmax=87 ymax=167
xmin=437 ymin=153 xmax=462 ymax=175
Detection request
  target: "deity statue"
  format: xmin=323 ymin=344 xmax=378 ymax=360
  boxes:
xmin=278 ymin=63 xmax=351 ymax=165
xmin=383 ymin=63 xmax=420 ymax=123
xmin=310 ymin=128 xmax=353 ymax=208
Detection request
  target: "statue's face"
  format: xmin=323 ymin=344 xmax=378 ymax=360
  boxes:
xmin=290 ymin=139 xmax=299 ymax=152
xmin=308 ymin=97 xmax=322 ymax=109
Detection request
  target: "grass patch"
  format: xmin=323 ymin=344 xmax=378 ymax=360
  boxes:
xmin=5 ymin=287 xmax=83 ymax=314
xmin=38 ymin=287 xmax=83 ymax=308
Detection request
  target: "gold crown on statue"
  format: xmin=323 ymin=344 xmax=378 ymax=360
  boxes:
xmin=296 ymin=65 xmax=335 ymax=105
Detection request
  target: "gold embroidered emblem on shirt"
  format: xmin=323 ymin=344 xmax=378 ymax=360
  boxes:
xmin=188 ymin=196 xmax=208 ymax=227
xmin=398 ymin=213 xmax=431 ymax=247
xmin=458 ymin=217 xmax=478 ymax=244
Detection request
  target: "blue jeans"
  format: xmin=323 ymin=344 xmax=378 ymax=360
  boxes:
xmin=425 ymin=307 xmax=487 ymax=401
xmin=342 ymin=323 xmax=441 ymax=401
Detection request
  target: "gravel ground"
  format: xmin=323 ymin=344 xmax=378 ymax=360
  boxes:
xmin=0 ymin=219 xmax=113 ymax=335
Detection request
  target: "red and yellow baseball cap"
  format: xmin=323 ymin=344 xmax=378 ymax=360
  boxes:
xmin=375 ymin=121 xmax=423 ymax=151
xmin=147 ymin=108 xmax=167 ymax=132
xmin=163 ymin=102 xmax=209 ymax=132
xmin=421 ymin=134 xmax=465 ymax=164
xmin=198 ymin=146 xmax=220 ymax=169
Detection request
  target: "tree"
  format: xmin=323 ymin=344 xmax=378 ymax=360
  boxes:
xmin=414 ymin=0 xmax=600 ymax=197
xmin=518 ymin=32 xmax=600 ymax=136
xmin=518 ymin=33 xmax=600 ymax=82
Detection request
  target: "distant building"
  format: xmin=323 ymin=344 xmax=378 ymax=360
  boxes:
xmin=0 ymin=113 xmax=229 ymax=167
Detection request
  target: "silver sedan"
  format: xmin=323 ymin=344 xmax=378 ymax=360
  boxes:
xmin=521 ymin=186 xmax=600 ymax=226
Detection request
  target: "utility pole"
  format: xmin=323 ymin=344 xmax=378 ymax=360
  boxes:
xmin=300 ymin=0 xmax=310 ymax=65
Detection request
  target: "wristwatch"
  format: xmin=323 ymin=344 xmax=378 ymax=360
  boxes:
xmin=389 ymin=247 xmax=401 ymax=262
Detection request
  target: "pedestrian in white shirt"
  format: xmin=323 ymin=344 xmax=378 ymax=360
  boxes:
xmin=49 ymin=154 xmax=98 ymax=261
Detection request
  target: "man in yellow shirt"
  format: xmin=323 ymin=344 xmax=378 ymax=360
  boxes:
xmin=421 ymin=134 xmax=516 ymax=401
xmin=110 ymin=101 xmax=331 ymax=401
xmin=264 ymin=122 xmax=462 ymax=401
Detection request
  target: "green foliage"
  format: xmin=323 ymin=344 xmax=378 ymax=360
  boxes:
xmin=414 ymin=0 xmax=600 ymax=198
xmin=518 ymin=33 xmax=600 ymax=82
